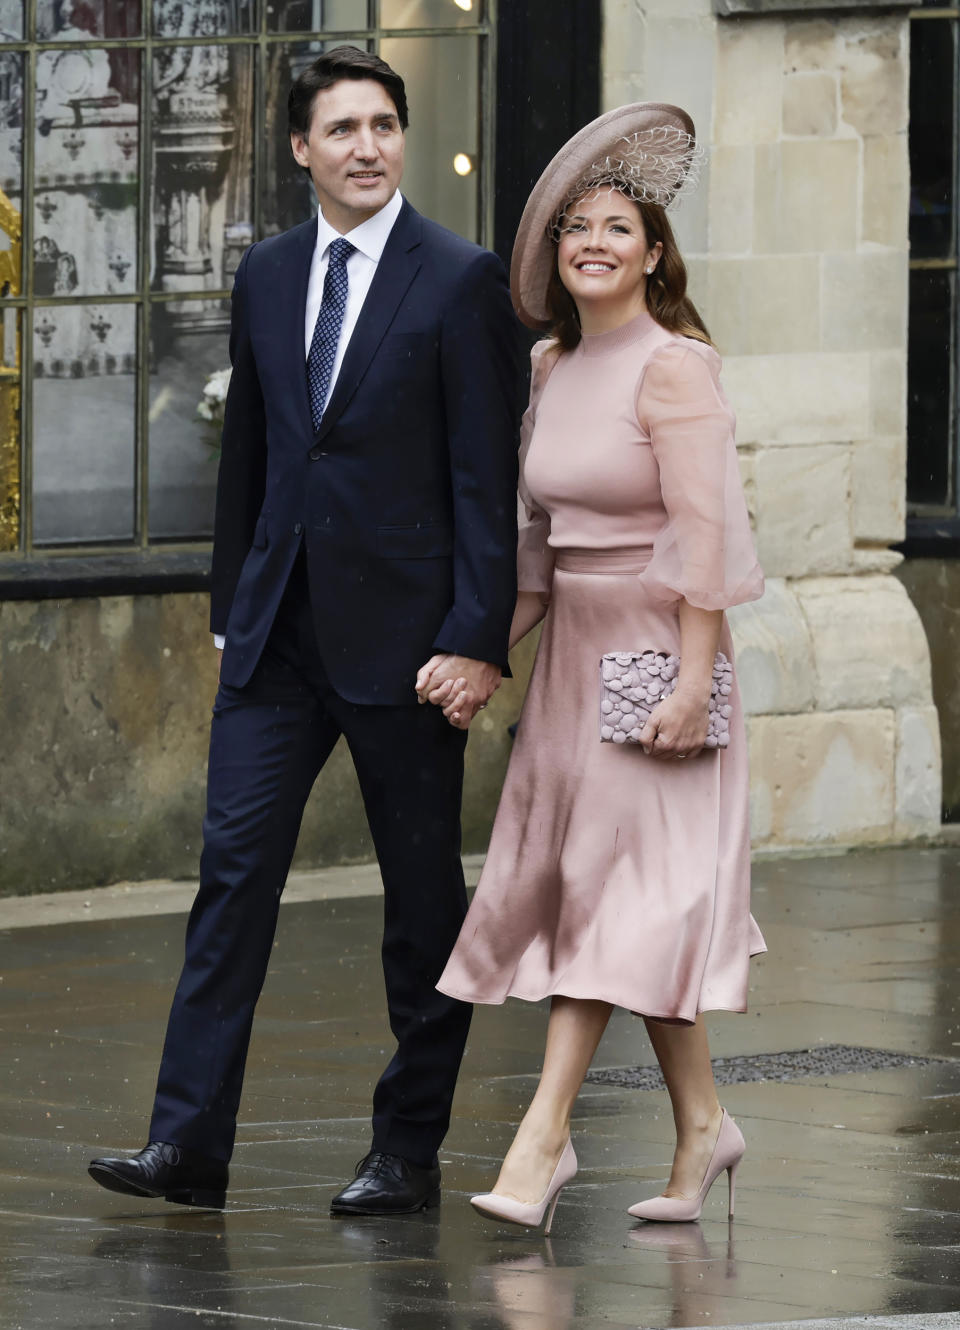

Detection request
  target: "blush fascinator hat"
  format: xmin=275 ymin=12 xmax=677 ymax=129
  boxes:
xmin=510 ymin=102 xmax=702 ymax=331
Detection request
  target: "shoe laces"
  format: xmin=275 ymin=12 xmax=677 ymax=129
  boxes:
xmin=356 ymin=1150 xmax=391 ymax=1178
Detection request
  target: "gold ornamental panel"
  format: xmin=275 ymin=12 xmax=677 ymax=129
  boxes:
xmin=0 ymin=185 xmax=21 ymax=554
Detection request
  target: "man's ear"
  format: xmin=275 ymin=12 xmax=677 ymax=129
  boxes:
xmin=290 ymin=131 xmax=309 ymax=168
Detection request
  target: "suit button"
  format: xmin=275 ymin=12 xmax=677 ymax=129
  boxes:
xmin=293 ymin=522 xmax=303 ymax=535
xmin=308 ymin=447 xmax=321 ymax=460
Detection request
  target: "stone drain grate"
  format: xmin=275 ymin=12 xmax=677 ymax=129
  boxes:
xmin=585 ymin=1044 xmax=950 ymax=1091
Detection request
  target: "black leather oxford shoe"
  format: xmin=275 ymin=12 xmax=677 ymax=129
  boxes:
xmin=88 ymin=1141 xmax=228 ymax=1209
xmin=330 ymin=1150 xmax=441 ymax=1216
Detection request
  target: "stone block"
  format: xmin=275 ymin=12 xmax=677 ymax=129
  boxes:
xmin=754 ymin=139 xmax=859 ymax=253
xmin=707 ymin=255 xmax=820 ymax=356
xmin=839 ymin=22 xmax=908 ymax=137
xmin=601 ymin=0 xmax=646 ymax=104
xmin=785 ymin=18 xmax=838 ymax=72
xmin=708 ymin=144 xmax=754 ymax=255
xmin=747 ymin=709 xmax=895 ymax=848
xmin=722 ymin=351 xmax=870 ymax=446
xmin=852 ymin=548 xmax=903 ymax=575
xmin=642 ymin=17 xmax=717 ymax=252
xmin=862 ymin=134 xmax=909 ymax=249
xmin=821 ymin=251 xmax=907 ymax=354
xmin=794 ymin=574 xmax=932 ymax=710
xmin=715 ymin=19 xmax=784 ymax=145
xmin=751 ymin=444 xmax=852 ymax=577
xmin=783 ymin=71 xmax=837 ymax=137
xmin=851 ymin=434 xmax=905 ymax=544
xmin=895 ymin=705 xmax=942 ymax=838
xmin=634 ymin=0 xmax=712 ymax=13
xmin=870 ymin=349 xmax=906 ymax=438
xmin=728 ymin=578 xmax=816 ymax=716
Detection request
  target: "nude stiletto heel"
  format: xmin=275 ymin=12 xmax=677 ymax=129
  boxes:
xmin=470 ymin=1139 xmax=577 ymax=1235
xmin=627 ymin=1109 xmax=745 ymax=1223
xmin=728 ymin=1155 xmax=739 ymax=1217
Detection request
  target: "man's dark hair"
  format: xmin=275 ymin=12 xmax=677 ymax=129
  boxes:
xmin=287 ymin=46 xmax=409 ymax=139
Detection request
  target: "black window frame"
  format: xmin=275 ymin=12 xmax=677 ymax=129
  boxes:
xmin=904 ymin=3 xmax=960 ymax=556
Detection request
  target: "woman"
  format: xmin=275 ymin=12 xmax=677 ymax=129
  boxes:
xmin=425 ymin=103 xmax=766 ymax=1232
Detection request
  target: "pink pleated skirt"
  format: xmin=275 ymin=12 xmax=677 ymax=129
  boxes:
xmin=438 ymin=547 xmax=766 ymax=1024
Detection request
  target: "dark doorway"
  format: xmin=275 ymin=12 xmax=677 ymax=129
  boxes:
xmin=493 ymin=1 xmax=602 ymax=269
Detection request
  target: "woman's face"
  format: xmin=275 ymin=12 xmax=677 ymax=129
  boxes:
xmin=556 ymin=188 xmax=662 ymax=311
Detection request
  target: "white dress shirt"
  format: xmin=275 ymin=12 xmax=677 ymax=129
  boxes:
xmin=215 ymin=191 xmax=404 ymax=651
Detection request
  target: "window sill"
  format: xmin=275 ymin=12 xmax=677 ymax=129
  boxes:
xmin=0 ymin=550 xmax=212 ymax=601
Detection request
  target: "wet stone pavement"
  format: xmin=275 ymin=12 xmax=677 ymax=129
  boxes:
xmin=3 ymin=846 xmax=960 ymax=1329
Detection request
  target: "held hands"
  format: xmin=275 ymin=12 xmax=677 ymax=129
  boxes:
xmin=639 ymin=684 xmax=710 ymax=761
xmin=415 ymin=654 xmax=502 ymax=730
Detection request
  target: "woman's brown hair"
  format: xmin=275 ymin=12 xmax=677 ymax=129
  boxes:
xmin=545 ymin=192 xmax=713 ymax=352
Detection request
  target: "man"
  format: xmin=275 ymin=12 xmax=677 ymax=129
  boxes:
xmin=88 ymin=46 xmax=520 ymax=1216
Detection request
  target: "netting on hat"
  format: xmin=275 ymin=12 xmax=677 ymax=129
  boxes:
xmin=548 ymin=125 xmax=704 ymax=239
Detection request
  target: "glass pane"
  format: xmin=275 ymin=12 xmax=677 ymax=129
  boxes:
xmin=0 ymin=52 xmax=24 ymax=298
xmin=154 ymin=0 xmax=255 ymax=38
xmin=33 ymin=303 xmax=137 ymax=545
xmin=379 ymin=35 xmax=479 ymax=241
xmin=0 ymin=304 xmax=20 ymax=551
xmin=151 ymin=45 xmax=254 ymax=296
xmin=148 ymin=309 xmax=223 ymax=540
xmin=265 ymin=0 xmax=367 ymax=34
xmin=34 ymin=48 xmax=139 ymax=297
xmin=909 ymin=18 xmax=955 ymax=261
xmin=907 ymin=268 xmax=955 ymax=511
xmin=38 ymin=0 xmax=142 ymax=40
xmin=0 ymin=1 xmax=23 ymax=41
xmin=381 ymin=0 xmax=480 ymax=28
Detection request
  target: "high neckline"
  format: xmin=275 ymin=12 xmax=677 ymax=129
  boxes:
xmin=579 ymin=307 xmax=658 ymax=357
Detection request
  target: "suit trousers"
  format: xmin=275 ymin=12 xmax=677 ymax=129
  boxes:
xmin=149 ymin=550 xmax=472 ymax=1168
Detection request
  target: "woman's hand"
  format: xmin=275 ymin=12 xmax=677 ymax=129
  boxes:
xmin=639 ymin=685 xmax=710 ymax=761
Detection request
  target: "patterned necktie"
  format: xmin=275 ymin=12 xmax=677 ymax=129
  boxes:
xmin=306 ymin=236 xmax=355 ymax=432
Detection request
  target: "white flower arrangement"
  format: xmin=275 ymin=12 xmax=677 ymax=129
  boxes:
xmin=197 ymin=366 xmax=232 ymax=425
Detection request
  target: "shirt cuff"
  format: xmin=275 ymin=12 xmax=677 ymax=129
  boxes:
xmin=213 ymin=634 xmax=226 ymax=650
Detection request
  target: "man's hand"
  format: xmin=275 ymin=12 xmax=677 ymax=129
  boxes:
xmin=415 ymin=654 xmax=501 ymax=729
xmin=217 ymin=648 xmax=223 ymax=681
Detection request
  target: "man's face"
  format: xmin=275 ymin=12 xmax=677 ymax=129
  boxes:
xmin=290 ymin=78 xmax=405 ymax=232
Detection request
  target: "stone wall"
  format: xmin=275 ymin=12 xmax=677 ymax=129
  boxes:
xmin=603 ymin=0 xmax=942 ymax=846
xmin=0 ymin=593 xmax=534 ymax=895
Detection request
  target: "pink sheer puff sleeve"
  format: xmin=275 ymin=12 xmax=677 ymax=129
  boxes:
xmin=636 ymin=340 xmax=764 ymax=611
xmin=516 ymin=339 xmax=561 ymax=597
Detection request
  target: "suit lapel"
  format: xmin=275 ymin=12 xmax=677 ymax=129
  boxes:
xmin=274 ymin=216 xmax=317 ymax=441
xmin=314 ymin=201 xmax=423 ymax=443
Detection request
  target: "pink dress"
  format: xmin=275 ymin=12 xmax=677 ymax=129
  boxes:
xmin=438 ymin=309 xmax=766 ymax=1023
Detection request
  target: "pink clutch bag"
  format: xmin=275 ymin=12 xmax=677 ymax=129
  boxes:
xmin=600 ymin=651 xmax=733 ymax=748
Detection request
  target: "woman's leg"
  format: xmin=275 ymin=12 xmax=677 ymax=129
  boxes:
xmin=492 ymin=995 xmax=613 ymax=1202
xmin=643 ymin=1015 xmax=724 ymax=1197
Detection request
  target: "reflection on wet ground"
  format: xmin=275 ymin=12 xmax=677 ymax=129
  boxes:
xmin=3 ymin=846 xmax=960 ymax=1329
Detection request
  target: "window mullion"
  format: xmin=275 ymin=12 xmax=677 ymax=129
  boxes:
xmin=137 ymin=0 xmax=155 ymax=548
xmin=21 ymin=41 xmax=35 ymax=554
xmin=952 ymin=15 xmax=960 ymax=515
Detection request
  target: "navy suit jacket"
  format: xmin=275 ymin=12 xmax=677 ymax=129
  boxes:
xmin=210 ymin=200 xmax=522 ymax=705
